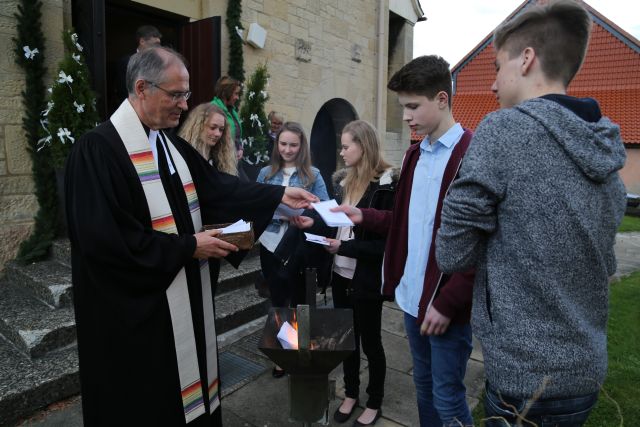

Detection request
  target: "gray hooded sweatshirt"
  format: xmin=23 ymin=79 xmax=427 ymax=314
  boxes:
xmin=436 ymin=97 xmax=626 ymax=399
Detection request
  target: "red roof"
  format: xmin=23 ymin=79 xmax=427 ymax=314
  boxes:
xmin=449 ymin=1 xmax=640 ymax=145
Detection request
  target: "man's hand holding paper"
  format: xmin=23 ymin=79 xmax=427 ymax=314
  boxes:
xmin=282 ymin=187 xmax=319 ymax=210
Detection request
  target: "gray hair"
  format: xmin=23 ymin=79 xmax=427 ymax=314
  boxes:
xmin=126 ymin=46 xmax=187 ymax=95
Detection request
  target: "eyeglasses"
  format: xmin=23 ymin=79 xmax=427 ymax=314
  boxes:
xmin=145 ymin=80 xmax=192 ymax=102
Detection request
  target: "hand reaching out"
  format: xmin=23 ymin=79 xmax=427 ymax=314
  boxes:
xmin=282 ymin=187 xmax=319 ymax=210
xmin=289 ymin=215 xmax=314 ymax=229
xmin=329 ymin=205 xmax=363 ymax=225
xmin=324 ymin=238 xmax=341 ymax=254
xmin=193 ymin=229 xmax=238 ymax=259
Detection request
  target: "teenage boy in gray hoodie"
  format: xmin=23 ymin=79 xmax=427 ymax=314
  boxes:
xmin=435 ymin=1 xmax=627 ymax=425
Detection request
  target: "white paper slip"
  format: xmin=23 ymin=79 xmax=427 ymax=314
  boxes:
xmin=273 ymin=203 xmax=304 ymax=220
xmin=277 ymin=321 xmax=298 ymax=350
xmin=311 ymin=199 xmax=354 ymax=227
xmin=304 ymin=232 xmax=330 ymax=246
xmin=220 ymin=219 xmax=250 ymax=234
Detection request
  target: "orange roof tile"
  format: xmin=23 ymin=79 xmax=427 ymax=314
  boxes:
xmin=450 ymin=3 xmax=640 ymax=145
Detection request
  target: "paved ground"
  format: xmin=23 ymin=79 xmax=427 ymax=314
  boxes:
xmin=15 ymin=232 xmax=640 ymax=427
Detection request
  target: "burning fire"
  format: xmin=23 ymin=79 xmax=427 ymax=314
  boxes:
xmin=275 ymin=310 xmax=319 ymax=350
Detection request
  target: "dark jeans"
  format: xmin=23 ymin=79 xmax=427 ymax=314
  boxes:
xmin=259 ymin=245 xmax=303 ymax=307
xmin=332 ymin=273 xmax=386 ymax=409
xmin=404 ymin=313 xmax=473 ymax=427
xmin=484 ymin=382 xmax=599 ymax=427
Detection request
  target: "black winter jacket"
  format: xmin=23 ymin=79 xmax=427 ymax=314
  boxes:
xmin=325 ymin=168 xmax=398 ymax=299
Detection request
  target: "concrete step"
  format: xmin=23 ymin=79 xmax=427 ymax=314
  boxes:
xmin=217 ymin=255 xmax=262 ymax=296
xmin=50 ymin=240 xmax=71 ymax=268
xmin=4 ymin=261 xmax=73 ymax=309
xmin=0 ymin=339 xmax=79 ymax=427
xmin=215 ymin=285 xmax=270 ymax=335
xmin=0 ymin=281 xmax=76 ymax=359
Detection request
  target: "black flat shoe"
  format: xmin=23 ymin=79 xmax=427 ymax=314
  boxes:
xmin=272 ymin=367 xmax=285 ymax=378
xmin=353 ymin=409 xmax=381 ymax=426
xmin=333 ymin=399 xmax=358 ymax=423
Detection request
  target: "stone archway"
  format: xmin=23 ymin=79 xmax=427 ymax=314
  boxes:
xmin=309 ymin=99 xmax=358 ymax=197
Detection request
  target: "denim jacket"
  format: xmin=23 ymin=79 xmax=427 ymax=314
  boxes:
xmin=257 ymin=165 xmax=329 ymax=232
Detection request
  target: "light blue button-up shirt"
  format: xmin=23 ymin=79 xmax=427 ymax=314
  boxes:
xmin=395 ymin=123 xmax=464 ymax=317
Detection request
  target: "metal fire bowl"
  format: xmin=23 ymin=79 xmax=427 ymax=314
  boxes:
xmin=258 ymin=307 xmax=355 ymax=376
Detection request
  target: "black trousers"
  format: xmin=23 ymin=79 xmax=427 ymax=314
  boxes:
xmin=260 ymin=245 xmax=304 ymax=307
xmin=332 ymin=273 xmax=386 ymax=409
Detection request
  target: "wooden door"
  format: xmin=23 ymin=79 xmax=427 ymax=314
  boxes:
xmin=180 ymin=17 xmax=222 ymax=109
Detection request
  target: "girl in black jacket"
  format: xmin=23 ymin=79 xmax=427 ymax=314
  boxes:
xmin=326 ymin=120 xmax=398 ymax=426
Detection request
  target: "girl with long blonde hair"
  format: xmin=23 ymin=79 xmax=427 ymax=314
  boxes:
xmin=178 ymin=103 xmax=238 ymax=175
xmin=325 ymin=120 xmax=397 ymax=426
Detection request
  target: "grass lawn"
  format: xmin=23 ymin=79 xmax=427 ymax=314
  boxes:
xmin=472 ymin=271 xmax=640 ymax=426
xmin=618 ymin=215 xmax=640 ymax=233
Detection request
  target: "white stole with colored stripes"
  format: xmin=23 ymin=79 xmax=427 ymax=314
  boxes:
xmin=111 ymin=100 xmax=220 ymax=422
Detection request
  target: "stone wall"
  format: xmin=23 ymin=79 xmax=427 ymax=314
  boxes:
xmin=202 ymin=0 xmax=413 ymax=166
xmin=0 ymin=0 xmax=67 ymax=271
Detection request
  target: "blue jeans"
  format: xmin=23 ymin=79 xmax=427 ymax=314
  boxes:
xmin=484 ymin=382 xmax=598 ymax=427
xmin=404 ymin=313 xmax=473 ymax=427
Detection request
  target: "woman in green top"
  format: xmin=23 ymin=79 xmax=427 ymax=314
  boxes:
xmin=212 ymin=76 xmax=243 ymax=160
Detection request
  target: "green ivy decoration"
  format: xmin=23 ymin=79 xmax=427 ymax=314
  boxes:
xmin=239 ymin=63 xmax=270 ymax=165
xmin=13 ymin=0 xmax=55 ymax=263
xmin=226 ymin=0 xmax=245 ymax=82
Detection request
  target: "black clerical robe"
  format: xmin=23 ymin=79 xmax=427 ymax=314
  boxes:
xmin=65 ymin=120 xmax=284 ymax=426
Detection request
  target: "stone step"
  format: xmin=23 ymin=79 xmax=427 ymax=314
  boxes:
xmin=0 ymin=281 xmax=76 ymax=359
xmin=0 ymin=339 xmax=79 ymax=427
xmin=50 ymin=240 xmax=263 ymax=297
xmin=50 ymin=239 xmax=71 ymax=267
xmin=214 ymin=284 xmax=270 ymax=335
xmin=4 ymin=261 xmax=73 ymax=309
xmin=217 ymin=255 xmax=262 ymax=296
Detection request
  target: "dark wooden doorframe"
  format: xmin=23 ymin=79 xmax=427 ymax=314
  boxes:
xmin=72 ymin=0 xmax=106 ymax=118
xmin=72 ymin=0 xmax=219 ymax=120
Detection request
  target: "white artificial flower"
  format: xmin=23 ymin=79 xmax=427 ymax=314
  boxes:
xmin=23 ymin=46 xmax=39 ymax=59
xmin=37 ymin=135 xmax=52 ymax=151
xmin=72 ymin=53 xmax=81 ymax=64
xmin=70 ymin=33 xmax=83 ymax=51
xmin=58 ymin=71 xmax=73 ymax=84
xmin=43 ymin=101 xmax=54 ymax=116
xmin=57 ymin=127 xmax=75 ymax=144
xmin=249 ymin=114 xmax=261 ymax=128
xmin=73 ymin=101 xmax=85 ymax=113
xmin=234 ymin=26 xmax=244 ymax=40
xmin=260 ymin=90 xmax=267 ymax=99
xmin=248 ymin=91 xmax=255 ymax=100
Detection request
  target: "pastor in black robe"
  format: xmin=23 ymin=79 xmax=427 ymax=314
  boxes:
xmin=65 ymin=120 xmax=284 ymax=426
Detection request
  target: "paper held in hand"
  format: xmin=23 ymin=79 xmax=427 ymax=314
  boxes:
xmin=304 ymin=232 xmax=330 ymax=246
xmin=219 ymin=219 xmax=251 ymax=234
xmin=311 ymin=199 xmax=354 ymax=227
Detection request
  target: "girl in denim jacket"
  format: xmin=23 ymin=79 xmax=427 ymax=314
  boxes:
xmin=256 ymin=121 xmax=328 ymax=377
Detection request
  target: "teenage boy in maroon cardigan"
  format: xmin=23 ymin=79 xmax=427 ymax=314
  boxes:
xmin=333 ymin=55 xmax=475 ymax=426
